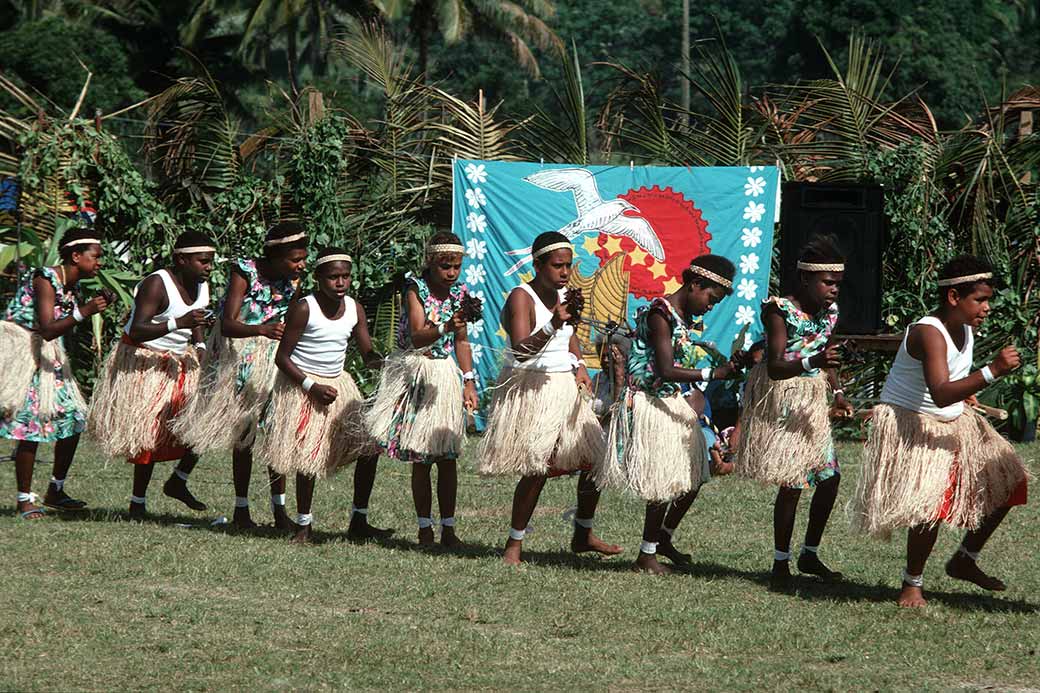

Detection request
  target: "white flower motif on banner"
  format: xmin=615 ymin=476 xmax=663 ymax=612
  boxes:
xmin=735 ymin=331 xmax=754 ymax=350
xmin=735 ymin=305 xmax=756 ymax=325
xmin=468 ymin=319 xmax=485 ymax=339
xmin=741 ymin=226 xmax=763 ymax=248
xmin=465 ymin=212 xmax=487 ymax=233
xmin=737 ymin=278 xmax=758 ymax=301
xmin=464 ymin=163 xmax=488 ymax=184
xmin=739 ymin=253 xmax=760 ymax=275
xmin=749 ymin=165 xmax=764 ymax=172
xmin=465 ymin=239 xmax=487 ymax=261
xmin=469 ymin=289 xmax=486 ymax=305
xmin=743 ymin=201 xmax=766 ymax=224
xmin=464 ymin=264 xmax=487 ymax=286
xmin=470 ymin=343 xmax=484 ymax=363
xmin=744 ymin=176 xmax=766 ymax=197
xmin=465 ymin=187 xmax=487 ymax=208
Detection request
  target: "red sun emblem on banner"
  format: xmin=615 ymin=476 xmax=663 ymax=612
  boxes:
xmin=591 ymin=186 xmax=711 ymax=298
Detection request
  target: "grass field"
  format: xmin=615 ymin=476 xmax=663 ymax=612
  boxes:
xmin=1 ymin=439 xmax=1038 ymax=691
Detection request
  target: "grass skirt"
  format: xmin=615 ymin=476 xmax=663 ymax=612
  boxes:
xmin=0 ymin=320 xmax=86 ymax=420
xmin=595 ymin=389 xmax=708 ymax=503
xmin=172 ymin=327 xmax=280 ymax=453
xmin=735 ymin=363 xmax=832 ymax=487
xmin=477 ymin=368 xmax=604 ymax=477
xmin=851 ymin=403 xmax=1028 ymax=538
xmin=364 ymin=351 xmax=464 ymax=462
xmin=255 ymin=370 xmax=376 ymax=479
xmin=87 ymin=340 xmax=200 ymax=460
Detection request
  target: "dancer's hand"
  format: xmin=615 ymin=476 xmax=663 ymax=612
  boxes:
xmin=575 ymin=365 xmax=592 ymax=391
xmin=831 ymin=392 xmax=853 ymax=419
xmin=259 ymin=322 xmax=285 ymax=340
xmin=309 ymin=384 xmax=338 ymax=405
xmin=448 ymin=309 xmax=467 ymax=334
xmin=463 ymin=381 xmax=479 ymax=411
xmin=810 ymin=343 xmax=842 ymax=369
xmin=712 ymin=362 xmax=738 ymax=380
xmin=177 ymin=309 xmax=213 ymax=330
xmin=82 ymin=294 xmax=110 ymax=317
xmin=551 ymin=299 xmax=573 ymax=329
xmin=990 ymin=346 xmax=1021 ymax=377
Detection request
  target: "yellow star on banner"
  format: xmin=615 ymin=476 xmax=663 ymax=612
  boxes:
xmin=648 ymin=260 xmax=668 ymax=279
xmin=581 ymin=235 xmax=601 ymax=256
xmin=662 ymin=276 xmax=682 ymax=294
xmin=601 ymin=235 xmax=624 ymax=257
xmin=519 ymin=271 xmax=534 ymax=284
xmin=496 ymin=325 xmax=508 ymax=340
xmin=628 ymin=246 xmax=648 ymax=267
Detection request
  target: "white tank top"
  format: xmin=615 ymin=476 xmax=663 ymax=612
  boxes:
xmin=125 ymin=269 xmax=209 ymax=355
xmin=881 ymin=316 xmax=973 ymax=421
xmin=289 ymin=295 xmax=358 ymax=377
xmin=505 ymin=283 xmax=574 ymax=373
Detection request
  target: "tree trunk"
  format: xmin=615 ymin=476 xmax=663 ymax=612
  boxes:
xmin=680 ymin=0 xmax=690 ymax=126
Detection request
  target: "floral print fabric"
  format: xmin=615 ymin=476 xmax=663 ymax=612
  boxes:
xmin=625 ymin=298 xmax=700 ymax=398
xmin=396 ymin=273 xmax=467 ymax=359
xmin=763 ymin=296 xmax=838 ymax=376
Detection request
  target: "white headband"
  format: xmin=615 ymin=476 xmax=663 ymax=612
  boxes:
xmin=315 ymin=254 xmax=352 ymax=267
xmin=937 ymin=272 xmax=992 ymax=287
xmin=265 ymin=232 xmax=307 ymax=247
xmin=689 ymin=264 xmax=733 ymax=290
xmin=532 ymin=241 xmax=573 ymax=260
xmin=427 ymin=243 xmax=465 ymax=255
xmin=797 ymin=261 xmax=845 ymax=272
xmin=173 ymin=245 xmax=216 ymax=254
xmin=61 ymin=237 xmax=101 ymax=249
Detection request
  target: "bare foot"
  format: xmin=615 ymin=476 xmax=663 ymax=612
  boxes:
xmin=898 ymin=583 xmax=928 ymax=607
xmin=634 ymin=551 xmax=672 ymax=575
xmin=656 ymin=535 xmax=692 ymax=565
xmin=502 ymin=537 xmax=523 ymax=566
xmin=42 ymin=488 xmax=87 ymax=510
xmin=571 ymin=529 xmax=624 ymax=556
xmin=417 ymin=526 xmax=436 ymax=546
xmin=272 ymin=507 xmax=296 ymax=531
xmin=232 ymin=507 xmax=258 ymax=530
xmin=769 ymin=559 xmax=793 ymax=590
xmin=797 ymin=552 xmax=843 ymax=581
xmin=441 ymin=527 xmax=466 ymax=549
xmin=348 ymin=515 xmax=395 ymax=541
xmin=946 ymin=553 xmax=1007 ymax=591
xmin=162 ymin=477 xmax=207 ymax=511
xmin=128 ymin=501 xmax=147 ymax=521
xmin=290 ymin=525 xmax=313 ymax=544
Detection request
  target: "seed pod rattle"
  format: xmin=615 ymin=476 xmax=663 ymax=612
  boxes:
xmin=459 ymin=292 xmax=484 ymax=323
xmin=564 ymin=287 xmax=584 ymax=326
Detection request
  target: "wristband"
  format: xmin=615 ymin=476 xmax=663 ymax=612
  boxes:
xmin=437 ymin=322 xmax=447 ymax=336
xmin=301 ymin=377 xmax=315 ymax=392
xmin=833 ymin=389 xmax=844 ymax=397
xmin=576 ymin=359 xmax=587 ymax=369
xmin=167 ymin=317 xmax=178 ymax=333
xmin=541 ymin=322 xmax=557 ymax=337
xmin=980 ymin=365 xmax=996 ymax=384
xmin=801 ymin=356 xmax=813 ymax=373
xmin=462 ymin=370 xmax=478 ymax=382
xmin=72 ymin=305 xmax=85 ymax=323
xmin=194 ymin=342 xmax=207 ymax=351
xmin=700 ymin=367 xmax=712 ymax=381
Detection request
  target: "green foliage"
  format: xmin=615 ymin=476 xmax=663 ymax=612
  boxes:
xmin=282 ymin=113 xmax=351 ymax=250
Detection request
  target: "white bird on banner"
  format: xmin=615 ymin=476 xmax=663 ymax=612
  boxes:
xmin=502 ymin=168 xmax=666 ymax=276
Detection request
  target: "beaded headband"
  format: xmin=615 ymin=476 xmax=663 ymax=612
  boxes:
xmin=427 ymin=243 xmax=465 ymax=255
xmin=689 ymin=264 xmax=733 ymax=290
xmin=937 ymin=272 xmax=992 ymax=287
xmin=532 ymin=241 xmax=573 ymax=260
xmin=173 ymin=245 xmax=216 ymax=254
xmin=315 ymin=253 xmax=352 ymax=267
xmin=61 ymin=237 xmax=101 ymax=249
xmin=797 ymin=261 xmax=845 ymax=272
xmin=265 ymin=232 xmax=307 ymax=247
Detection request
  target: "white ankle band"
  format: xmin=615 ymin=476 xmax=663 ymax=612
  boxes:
xmin=130 ymin=495 xmax=146 ymax=505
xmin=50 ymin=477 xmax=65 ymax=491
xmin=573 ymin=516 xmax=593 ymax=529
xmin=296 ymin=513 xmax=313 ymax=526
xmin=440 ymin=517 xmax=456 ymax=527
xmin=774 ymin=550 xmax=791 ymax=562
xmin=902 ymin=570 xmax=924 ymax=587
xmin=352 ymin=505 xmax=368 ymax=516
xmin=801 ymin=544 xmax=819 ymax=555
xmin=418 ymin=517 xmax=434 ymax=529
xmin=640 ymin=540 xmax=658 ymax=555
xmin=271 ymin=493 xmax=286 ymax=507
xmin=17 ymin=491 xmax=34 ymax=503
xmin=234 ymin=496 xmax=249 ymax=509
xmin=958 ymin=545 xmax=980 ymax=561
xmin=508 ymin=527 xmax=526 ymax=541
xmin=173 ymin=469 xmax=189 ymax=481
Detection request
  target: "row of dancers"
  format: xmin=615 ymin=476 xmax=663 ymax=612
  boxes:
xmin=0 ymin=223 xmax=1028 ymax=606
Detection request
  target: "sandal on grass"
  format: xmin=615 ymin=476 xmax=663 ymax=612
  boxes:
xmin=43 ymin=493 xmax=87 ymax=511
xmin=19 ymin=506 xmax=46 ymax=520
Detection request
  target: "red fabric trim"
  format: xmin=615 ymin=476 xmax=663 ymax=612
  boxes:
xmin=127 ymin=354 xmax=188 ymax=465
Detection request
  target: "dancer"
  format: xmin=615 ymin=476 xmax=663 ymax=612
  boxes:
xmin=172 ymin=222 xmax=307 ymax=529
xmin=735 ymin=234 xmax=852 ymax=587
xmin=1 ymin=227 xmax=109 ymax=518
xmin=366 ymin=232 xmax=478 ymax=547
xmin=594 ymin=255 xmax=738 ymax=574
xmin=479 ymin=231 xmax=622 ymax=566
xmin=851 ymin=255 xmax=1027 ymax=607
xmin=88 ymin=231 xmax=215 ymax=518
xmin=255 ymin=247 xmax=381 ymax=544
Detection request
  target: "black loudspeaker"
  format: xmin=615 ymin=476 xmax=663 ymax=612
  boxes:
xmin=779 ymin=182 xmax=886 ymax=334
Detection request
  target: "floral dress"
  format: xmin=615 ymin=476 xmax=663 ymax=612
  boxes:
xmin=625 ymin=298 xmax=699 ymax=398
xmin=228 ymin=258 xmax=296 ymax=393
xmin=764 ymin=296 xmax=840 ymax=487
xmin=0 ymin=267 xmax=86 ymax=442
xmin=384 ymin=273 xmax=468 ymax=462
